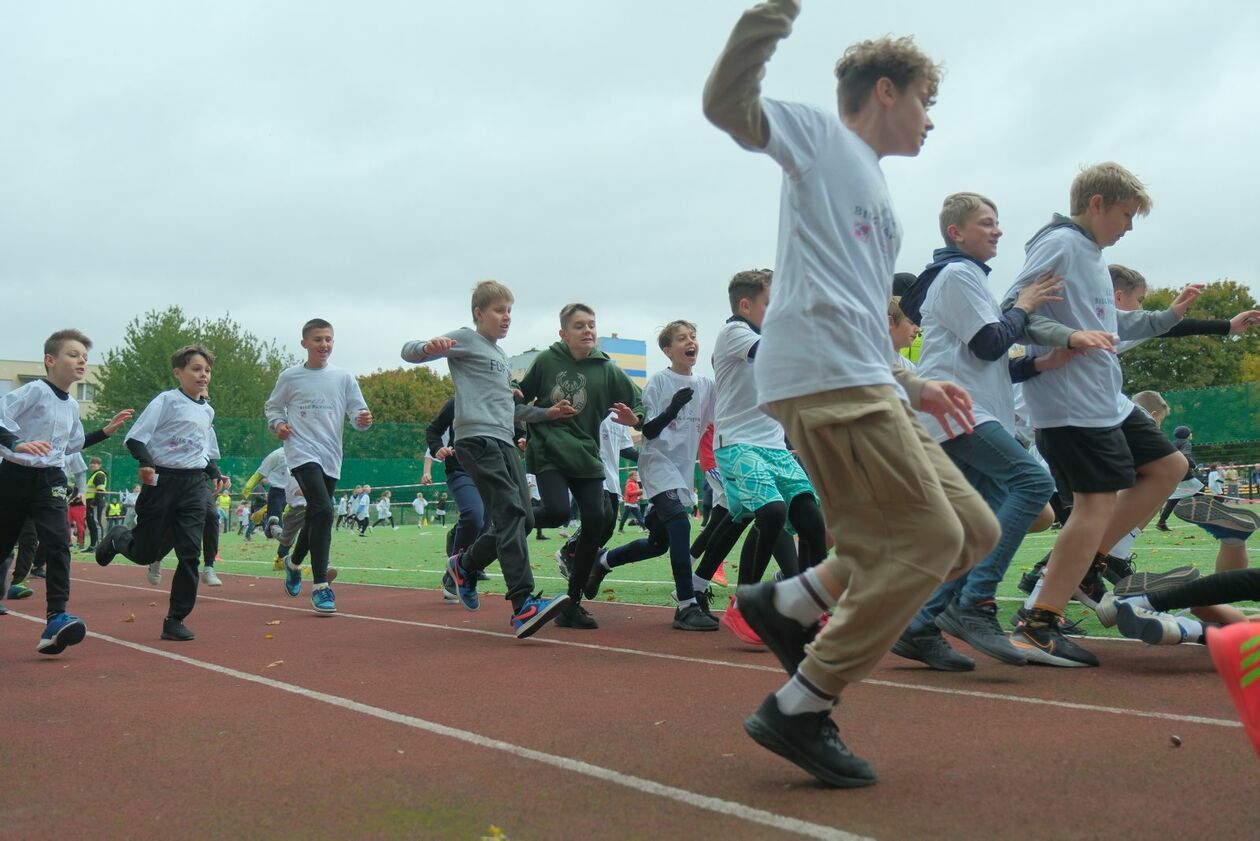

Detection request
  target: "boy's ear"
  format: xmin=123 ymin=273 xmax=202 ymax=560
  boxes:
xmin=1087 ymin=194 xmax=1106 ymax=214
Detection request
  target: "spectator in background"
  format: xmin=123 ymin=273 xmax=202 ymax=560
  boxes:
xmin=1209 ymin=465 xmax=1225 ymax=495
xmin=1156 ymin=426 xmax=1197 ymax=531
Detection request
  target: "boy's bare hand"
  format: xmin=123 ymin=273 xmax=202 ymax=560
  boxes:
xmin=139 ymin=466 xmax=157 ymax=485
xmin=275 ymin=422 xmax=294 ymax=440
xmin=1171 ymin=283 xmax=1206 ymax=317
xmin=918 ymin=381 xmax=975 ymax=439
xmin=546 ymin=400 xmax=578 ymax=420
xmin=15 ymin=440 xmax=52 ymax=456
xmin=434 ymin=446 xmax=455 ymax=461
xmin=423 ymin=336 xmax=457 ymax=355
xmin=1229 ymin=310 xmax=1260 ymax=335
xmin=357 ymin=409 xmax=373 ymax=427
xmin=103 ymin=409 xmax=135 ymax=435
xmin=1067 ymin=330 xmax=1116 ymax=352
xmin=1014 ymin=271 xmax=1064 ymax=313
xmin=609 ymin=403 xmax=639 ymax=426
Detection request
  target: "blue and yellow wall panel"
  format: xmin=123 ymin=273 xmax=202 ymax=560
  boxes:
xmin=598 ymin=336 xmax=647 ymax=386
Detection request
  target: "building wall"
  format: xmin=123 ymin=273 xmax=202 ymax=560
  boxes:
xmin=0 ymin=359 xmax=104 ymax=417
xmin=597 ymin=335 xmax=647 ymax=386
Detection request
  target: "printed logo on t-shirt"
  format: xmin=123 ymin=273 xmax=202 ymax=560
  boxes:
xmin=551 ymin=371 xmax=588 ymax=413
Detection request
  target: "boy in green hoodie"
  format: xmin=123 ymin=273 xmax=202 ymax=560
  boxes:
xmin=518 ymin=303 xmax=642 ymax=629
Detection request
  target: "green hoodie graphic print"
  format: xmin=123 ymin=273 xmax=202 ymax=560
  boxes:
xmin=518 ymin=341 xmax=643 ymax=479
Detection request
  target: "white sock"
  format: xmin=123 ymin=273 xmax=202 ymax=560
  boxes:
xmin=1108 ymin=527 xmax=1141 ymax=559
xmin=677 ymin=597 xmax=697 ymax=608
xmin=1174 ymin=615 xmax=1204 ymax=643
xmin=598 ymin=550 xmax=610 ymax=571
xmin=1023 ymin=578 xmax=1045 ymax=610
xmin=312 ymin=582 xmax=329 ymax=591
xmin=692 ymin=573 xmax=710 ymax=593
xmin=1118 ymin=594 xmax=1154 ymax=611
xmin=772 ymin=568 xmax=834 ymax=627
xmin=774 ymin=672 xmax=836 ymax=715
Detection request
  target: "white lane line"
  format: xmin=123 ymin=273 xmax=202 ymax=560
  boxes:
xmin=66 ymin=577 xmax=1243 ymax=729
xmin=6 ymin=610 xmax=868 ymax=841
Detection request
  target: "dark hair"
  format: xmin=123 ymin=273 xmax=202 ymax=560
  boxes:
xmin=1174 ymin=426 xmax=1192 ymax=439
xmin=727 ymin=269 xmax=772 ymax=315
xmin=559 ymin=303 xmax=595 ymax=328
xmin=44 ymin=329 xmax=92 ymax=360
xmin=302 ymin=318 xmax=333 ymax=338
xmin=171 ymin=343 xmax=215 ymax=369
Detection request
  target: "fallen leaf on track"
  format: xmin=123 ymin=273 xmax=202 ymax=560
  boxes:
xmin=266 ymin=660 xmax=284 ymax=668
xmin=122 ymin=614 xmax=136 ymax=623
xmin=265 ymin=620 xmax=282 ymax=626
xmin=263 ymin=634 xmax=274 ymax=639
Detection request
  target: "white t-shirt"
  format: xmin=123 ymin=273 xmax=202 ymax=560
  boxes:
xmin=125 ymin=389 xmax=215 ymax=469
xmin=355 ymin=492 xmax=370 ymax=516
xmin=754 ymin=99 xmax=907 ymax=408
xmin=915 ymin=261 xmax=1014 ymax=442
xmin=257 ymin=447 xmax=289 ymax=489
xmin=598 ymin=413 xmax=633 ymax=496
xmin=264 ymin=363 xmax=370 ymax=479
xmin=1005 ymin=226 xmax=1129 ymax=428
xmin=286 ymin=475 xmax=307 ymax=509
xmin=375 ymin=497 xmax=391 ymax=520
xmin=636 ymin=368 xmax=715 ymax=507
xmin=64 ymin=451 xmax=88 ymax=492
xmin=412 ymin=496 xmax=427 ymax=515
xmin=526 ymin=473 xmax=540 ymax=501
xmin=713 ymin=318 xmax=786 ymax=450
xmin=0 ymin=380 xmax=86 ymax=469
xmin=336 ymin=495 xmax=348 ymax=514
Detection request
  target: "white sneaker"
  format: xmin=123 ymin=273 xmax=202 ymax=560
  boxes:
xmin=146 ymin=562 xmax=161 ymax=585
xmin=554 ymin=548 xmax=571 ymax=580
xmin=1115 ymin=599 xmax=1185 ymax=645
xmin=202 ymin=567 xmax=223 ymax=587
xmin=1094 ymin=592 xmax=1118 ymax=628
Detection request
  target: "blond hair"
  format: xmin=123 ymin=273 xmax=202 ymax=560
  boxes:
xmin=1070 ymin=162 xmax=1152 ymax=217
xmin=559 ymin=303 xmax=595 ymax=328
xmin=834 ymin=36 xmax=941 ymax=116
xmin=939 ymin=192 xmax=997 ymax=246
xmin=471 ymin=280 xmax=514 ymax=317
xmin=728 ymin=269 xmax=772 ymax=315
xmin=1108 ymin=264 xmax=1148 ymax=294
xmin=888 ymin=296 xmax=908 ymax=326
xmin=1132 ymin=390 xmax=1169 ymax=420
xmin=657 ymin=320 xmax=697 ymax=350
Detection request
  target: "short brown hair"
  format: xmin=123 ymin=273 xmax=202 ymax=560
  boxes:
xmin=728 ymin=269 xmax=772 ymax=315
xmin=1108 ymin=264 xmax=1147 ymax=294
xmin=471 ymin=280 xmax=514 ymax=316
xmin=1070 ymin=162 xmax=1152 ymax=217
xmin=1131 ymin=390 xmax=1169 ymax=419
xmin=834 ymin=36 xmax=941 ymax=116
xmin=939 ymin=192 xmax=997 ymax=246
xmin=657 ymin=320 xmax=697 ymax=350
xmin=171 ymin=344 xmax=215 ymax=369
xmin=302 ymin=318 xmax=332 ymax=338
xmin=44 ymin=329 xmax=92 ymax=360
xmin=559 ymin=303 xmax=595 ymax=328
xmin=888 ymin=297 xmax=908 ymax=326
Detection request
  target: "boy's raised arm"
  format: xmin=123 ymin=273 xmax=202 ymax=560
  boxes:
xmin=702 ymin=0 xmax=801 ymax=150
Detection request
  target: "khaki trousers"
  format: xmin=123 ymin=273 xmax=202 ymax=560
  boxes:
xmin=767 ymin=385 xmax=1000 ymax=694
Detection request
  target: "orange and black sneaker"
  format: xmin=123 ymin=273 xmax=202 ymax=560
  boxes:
xmin=1010 ymin=609 xmax=1099 ymax=668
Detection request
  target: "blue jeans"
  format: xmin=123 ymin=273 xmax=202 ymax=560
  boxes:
xmin=910 ymin=421 xmax=1054 ymax=630
xmin=447 ymin=471 xmax=485 ymax=554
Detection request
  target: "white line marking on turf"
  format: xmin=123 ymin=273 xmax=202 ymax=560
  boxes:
xmin=67 ymin=577 xmax=1243 ymax=729
xmin=7 ymin=610 xmax=867 ymax=841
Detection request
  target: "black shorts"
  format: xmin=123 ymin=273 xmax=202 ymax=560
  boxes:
xmin=1035 ymin=407 xmax=1178 ymax=495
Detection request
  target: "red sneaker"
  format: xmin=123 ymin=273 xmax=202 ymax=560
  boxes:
xmin=1207 ymin=622 xmax=1260 ymax=760
xmin=721 ymin=596 xmax=764 ymax=646
xmin=712 ymin=562 xmax=729 ymax=588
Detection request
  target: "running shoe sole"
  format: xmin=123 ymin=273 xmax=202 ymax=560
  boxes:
xmin=1115 ymin=600 xmax=1183 ymax=645
xmin=1175 ymin=494 xmax=1260 ymax=533
xmin=1112 ymin=567 xmax=1201 ymax=597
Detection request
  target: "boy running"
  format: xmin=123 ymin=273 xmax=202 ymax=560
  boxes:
xmin=264 ymin=319 xmax=372 ymax=614
xmin=703 ymin=0 xmax=1000 ymax=786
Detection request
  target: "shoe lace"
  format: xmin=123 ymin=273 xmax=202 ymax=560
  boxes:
xmin=1057 ymin=614 xmax=1088 ymax=637
xmin=817 ymin=715 xmax=853 ymax=756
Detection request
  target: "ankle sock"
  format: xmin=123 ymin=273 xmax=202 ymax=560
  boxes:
xmin=1023 ymin=578 xmax=1045 ymax=610
xmin=1175 ymin=615 xmax=1205 ymax=643
xmin=692 ymin=573 xmax=710 ymax=594
xmin=1118 ymin=594 xmax=1154 ymax=611
xmin=772 ymin=568 xmax=833 ymax=627
xmin=1107 ymin=527 xmax=1141 ymax=560
xmin=774 ymin=672 xmax=835 ymax=715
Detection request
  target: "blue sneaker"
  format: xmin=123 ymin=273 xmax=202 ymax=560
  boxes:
xmin=447 ymin=554 xmax=479 ymax=611
xmin=8 ymin=580 xmax=34 ymax=600
xmin=311 ymin=584 xmax=336 ymax=614
xmin=284 ymin=560 xmax=302 ymax=597
xmin=511 ymin=592 xmax=570 ymax=639
xmin=37 ymin=612 xmax=87 ymax=655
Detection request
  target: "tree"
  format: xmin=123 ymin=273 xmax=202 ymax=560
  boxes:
xmin=356 ymin=366 xmax=455 ymax=424
xmin=1121 ymin=279 xmax=1260 ymax=394
xmin=93 ymin=307 xmax=297 ymax=421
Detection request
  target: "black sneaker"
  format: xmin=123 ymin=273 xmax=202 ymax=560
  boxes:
xmin=736 ymin=581 xmax=819 ymax=675
xmin=583 ymin=555 xmax=610 ymax=601
xmin=1010 ymin=612 xmax=1098 ymax=667
xmin=743 ymin=694 xmax=876 ymax=788
xmin=1100 ymin=552 xmax=1136 ymax=585
xmin=1154 ymin=522 xmax=1171 ymax=532
xmin=1072 ymin=560 xmax=1109 ymax=609
xmin=161 ymin=618 xmax=195 ymax=642
xmin=1017 ymin=551 xmax=1051 ymax=595
xmin=1112 ymin=566 xmax=1202 ymax=597
xmin=440 ymin=571 xmax=458 ymax=603
xmin=95 ymin=525 xmax=128 ymax=567
xmin=672 ymin=603 xmax=719 ymax=631
xmin=934 ymin=599 xmax=1026 ymax=666
xmin=694 ymin=587 xmax=716 ymax=621
xmin=891 ymin=625 xmax=975 ymax=671
xmin=1007 ymin=605 xmax=1089 ymax=637
xmin=554 ymin=601 xmax=598 ymax=630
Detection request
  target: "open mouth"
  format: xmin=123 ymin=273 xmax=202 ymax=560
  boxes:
xmin=684 ymin=348 xmax=697 ymax=359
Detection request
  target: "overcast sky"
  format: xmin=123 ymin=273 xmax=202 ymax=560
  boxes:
xmin=3 ymin=1 xmax=1257 ymax=386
